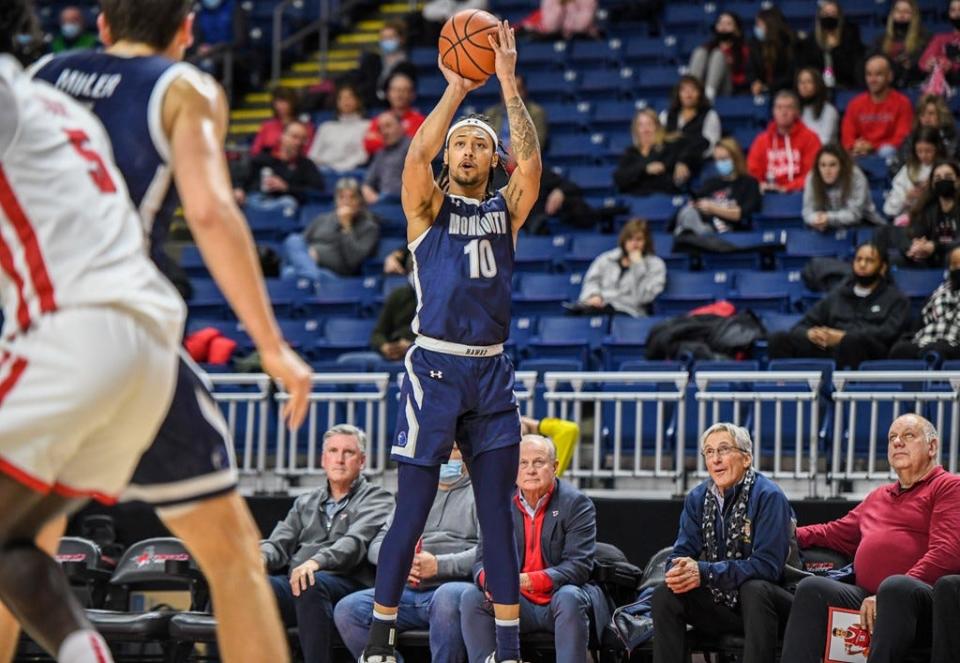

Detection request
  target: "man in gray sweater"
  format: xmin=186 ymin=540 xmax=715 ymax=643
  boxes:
xmin=334 ymin=446 xmax=480 ymax=662
xmin=261 ymin=424 xmax=394 ymax=663
xmin=281 ymin=177 xmax=381 ymax=281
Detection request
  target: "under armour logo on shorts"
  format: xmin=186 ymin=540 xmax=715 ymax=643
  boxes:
xmin=430 ymin=370 xmax=443 ymax=379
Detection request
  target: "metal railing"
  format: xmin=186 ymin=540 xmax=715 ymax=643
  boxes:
xmin=271 ymin=0 xmax=335 ymax=84
xmin=208 ymin=370 xmax=960 ymax=497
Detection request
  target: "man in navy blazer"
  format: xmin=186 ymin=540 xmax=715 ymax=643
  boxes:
xmin=459 ymin=434 xmax=608 ymax=663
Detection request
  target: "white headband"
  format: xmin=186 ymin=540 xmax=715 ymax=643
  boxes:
xmin=445 ymin=118 xmax=498 ymax=152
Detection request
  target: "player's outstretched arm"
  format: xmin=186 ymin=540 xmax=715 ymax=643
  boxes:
xmin=163 ymin=71 xmax=310 ymax=429
xmin=489 ymin=21 xmax=542 ymax=232
xmin=401 ymin=58 xmax=484 ymax=240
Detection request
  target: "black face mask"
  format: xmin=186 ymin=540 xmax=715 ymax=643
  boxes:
xmin=714 ymin=30 xmax=735 ymax=42
xmin=893 ymin=20 xmax=911 ymax=36
xmin=819 ymin=16 xmax=839 ymax=30
xmin=952 ymin=17 xmax=960 ymax=30
xmin=934 ymin=179 xmax=957 ymax=198
xmin=854 ymin=272 xmax=881 ymax=287
xmin=951 ymin=269 xmax=960 ymax=290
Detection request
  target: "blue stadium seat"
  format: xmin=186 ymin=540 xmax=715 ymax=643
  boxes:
xmin=633 ymin=66 xmax=683 ymax=96
xmin=781 ymin=229 xmax=855 ymax=269
xmin=515 ymin=236 xmax=569 ymax=272
xmin=303 ymin=277 xmax=377 ymax=317
xmin=548 ymin=133 xmax=608 ymax=165
xmin=622 ymin=37 xmax=679 ymax=65
xmin=518 ymin=358 xmax=585 ymax=376
xmin=893 ymin=269 xmax=944 ymax=299
xmin=513 ymin=273 xmax=578 ymax=316
xmin=602 ymin=316 xmax=667 ymax=368
xmin=578 ymin=68 xmax=635 ymax=96
xmin=527 ymin=315 xmax=609 ymax=366
xmin=656 ymin=270 xmax=732 ymax=314
xmin=277 ymin=318 xmax=323 ymax=353
xmin=541 ymin=101 xmax=591 ymax=129
xmin=856 ymin=155 xmax=889 ymax=186
xmin=712 ymin=95 xmax=767 ymax=130
xmin=188 ymin=279 xmax=229 ymax=318
xmin=761 ymin=312 xmax=804 ymax=334
xmin=566 ymin=234 xmax=618 ymax=272
xmin=179 ymin=245 xmax=207 ymax=278
xmin=592 ymin=100 xmax=641 ymax=128
xmin=569 ymin=39 xmax=624 ymax=66
xmin=506 ymin=315 xmax=537 ymax=362
xmin=663 ymin=5 xmax=715 ymax=32
xmin=244 ymin=203 xmax=299 ymax=240
xmin=523 ymin=70 xmax=577 ymax=99
xmin=315 ymin=318 xmax=378 ymax=359
xmin=520 ymin=40 xmax=569 ymax=70
xmin=625 ymin=193 xmax=686 ymax=227
xmin=730 ymin=269 xmax=805 ymax=312
xmin=265 ymin=278 xmax=313 ymax=318
xmin=757 ymin=192 xmax=803 ymax=225
xmin=566 ymin=166 xmax=615 ymax=194
xmin=376 ymin=275 xmax=409 ymax=305
xmin=602 ymin=361 xmax=686 ymax=454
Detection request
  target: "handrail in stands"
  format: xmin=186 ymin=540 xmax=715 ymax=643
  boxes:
xmin=271 ymin=0 xmax=334 ymax=84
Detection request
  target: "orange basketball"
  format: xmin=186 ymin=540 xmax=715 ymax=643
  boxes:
xmin=439 ymin=9 xmax=499 ymax=82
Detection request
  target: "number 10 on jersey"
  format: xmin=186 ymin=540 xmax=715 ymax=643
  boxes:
xmin=464 ymin=238 xmax=498 ymax=279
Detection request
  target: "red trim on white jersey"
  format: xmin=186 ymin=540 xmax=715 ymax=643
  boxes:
xmin=0 ymin=164 xmax=57 ymax=331
xmin=0 ymin=355 xmax=26 ymax=407
xmin=0 ymin=221 xmax=29 ymax=331
xmin=90 ymin=634 xmax=110 ymax=663
xmin=0 ymin=455 xmax=47 ymax=496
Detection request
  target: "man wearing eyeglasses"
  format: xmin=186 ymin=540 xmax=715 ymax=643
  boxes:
xmin=459 ymin=434 xmax=610 ymax=663
xmin=780 ymin=413 xmax=960 ymax=663
xmin=651 ymin=422 xmax=798 ymax=663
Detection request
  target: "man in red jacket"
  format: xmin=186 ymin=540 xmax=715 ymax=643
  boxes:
xmin=841 ymin=54 xmax=914 ymax=158
xmin=778 ymin=414 xmax=960 ymax=663
xmin=746 ymin=90 xmax=821 ymax=193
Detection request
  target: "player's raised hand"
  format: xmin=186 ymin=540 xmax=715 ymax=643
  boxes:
xmin=488 ymin=20 xmax=517 ymax=82
xmin=437 ymin=54 xmax=487 ymax=94
xmin=261 ymin=343 xmax=312 ymax=430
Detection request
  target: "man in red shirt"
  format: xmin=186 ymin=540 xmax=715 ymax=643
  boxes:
xmin=362 ymin=71 xmax=424 ymax=156
xmin=746 ymin=90 xmax=821 ymax=193
xmin=841 ymin=54 xmax=914 ymax=158
xmin=779 ymin=414 xmax=960 ymax=663
xmin=459 ymin=435 xmax=609 ymax=663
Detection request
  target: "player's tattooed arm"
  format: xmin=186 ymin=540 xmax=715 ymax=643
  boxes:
xmin=505 ymin=96 xmax=539 ymax=164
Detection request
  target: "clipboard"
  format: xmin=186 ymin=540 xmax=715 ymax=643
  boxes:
xmin=824 ymin=606 xmax=870 ymax=662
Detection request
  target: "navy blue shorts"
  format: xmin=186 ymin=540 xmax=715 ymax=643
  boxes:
xmin=391 ymin=346 xmax=521 ymax=466
xmin=122 ymin=353 xmax=237 ymax=507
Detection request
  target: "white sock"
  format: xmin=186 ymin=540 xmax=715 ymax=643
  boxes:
xmin=58 ymin=630 xmax=113 ymax=663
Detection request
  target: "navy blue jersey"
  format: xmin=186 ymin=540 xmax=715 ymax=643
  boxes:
xmin=31 ymin=52 xmax=190 ymax=278
xmin=410 ymin=192 xmax=514 ymax=346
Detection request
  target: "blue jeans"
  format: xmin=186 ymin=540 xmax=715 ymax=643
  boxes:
xmin=281 ymin=234 xmax=339 ymax=282
xmin=460 ymin=584 xmax=592 ymax=663
xmin=268 ymin=572 xmax=365 ymax=663
xmin=334 ymin=582 xmax=473 ymax=663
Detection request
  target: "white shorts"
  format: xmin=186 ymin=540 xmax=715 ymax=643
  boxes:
xmin=0 ymin=306 xmax=179 ymax=504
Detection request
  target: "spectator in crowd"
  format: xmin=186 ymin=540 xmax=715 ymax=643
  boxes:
xmin=894 ymin=94 xmax=959 ymax=172
xmin=483 ymin=74 xmax=548 ymax=163
xmin=422 ymin=0 xmax=489 ymax=42
xmin=652 ymin=423 xmax=797 ymax=663
xmin=363 ymin=72 xmax=424 ymax=156
xmin=236 ymin=121 xmax=324 ymax=207
xmin=746 ymin=90 xmax=821 ymax=193
xmin=334 ymin=446 xmax=478 ymax=663
xmin=747 ymin=7 xmax=797 ymax=97
xmin=768 ymin=242 xmax=909 ymax=368
xmin=539 ymin=0 xmax=598 ymax=39
xmin=307 ymin=83 xmax=370 ymax=172
xmin=873 ymin=0 xmax=930 ymax=88
xmin=577 ymin=218 xmax=666 ymax=317
xmin=674 ymin=138 xmax=761 ymax=235
xmin=355 ymin=20 xmax=419 ymax=110
xmin=900 ymin=160 xmax=960 ymax=269
xmin=885 ymin=127 xmax=945 ymax=224
xmin=840 ymin=54 xmax=914 ymax=159
xmin=689 ymin=12 xmax=750 ymax=101
xmin=795 ymin=0 xmax=865 ymax=90
xmin=660 ymin=75 xmax=722 ymax=177
xmin=51 ymin=6 xmax=97 ymax=53
xmin=779 ymin=414 xmax=960 ymax=663
xmin=362 ymin=112 xmax=411 ymax=204
xmin=251 ymin=87 xmax=314 ymax=157
xmin=525 ymin=166 xmax=597 ymax=234
xmin=890 ymin=245 xmax=960 ymax=360
xmin=920 ymin=0 xmax=960 ymax=85
xmin=803 ymin=145 xmax=886 ymax=232
xmin=282 ymin=177 xmax=380 ymax=281
xmin=614 ymin=109 xmax=686 ymax=196
xmin=796 ymin=67 xmax=839 ymax=146
xmin=261 ymin=425 xmax=394 ymax=663
xmin=371 ymin=254 xmax=415 ymax=361
xmin=190 ymin=0 xmax=245 ymax=84
xmin=460 ymin=435 xmax=610 ymax=663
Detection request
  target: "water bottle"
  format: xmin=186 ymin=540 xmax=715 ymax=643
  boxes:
xmin=260 ymin=167 xmax=273 ymax=193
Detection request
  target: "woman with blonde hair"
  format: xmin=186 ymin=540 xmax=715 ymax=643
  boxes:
xmin=674 ymin=138 xmax=761 ymax=235
xmin=578 ymin=218 xmax=666 ymax=317
xmin=894 ymin=94 xmax=959 ymax=171
xmin=614 ymin=108 xmax=685 ymax=195
xmin=873 ymin=0 xmax=930 ymax=87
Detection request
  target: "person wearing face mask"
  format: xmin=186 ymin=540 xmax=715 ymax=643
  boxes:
xmin=51 ymin=6 xmax=97 ymax=53
xmin=689 ymin=12 xmax=751 ymax=101
xmin=901 ymin=160 xmax=960 ymax=269
xmin=920 ymin=0 xmax=960 ymax=85
xmin=674 ymin=138 xmax=760 ymax=236
xmin=746 ymin=7 xmax=797 ymax=97
xmin=334 ymin=446 xmax=479 ymax=663
xmin=874 ymin=0 xmax=930 ymax=87
xmin=802 ymin=145 xmax=885 ymax=232
xmin=889 ymin=245 xmax=960 ymax=360
xmin=796 ymin=0 xmax=865 ymax=90
xmin=768 ymin=242 xmax=909 ymax=368
xmin=353 ymin=20 xmax=419 ymax=110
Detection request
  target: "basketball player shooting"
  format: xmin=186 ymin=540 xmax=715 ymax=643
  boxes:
xmin=361 ymin=19 xmax=541 ymax=663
